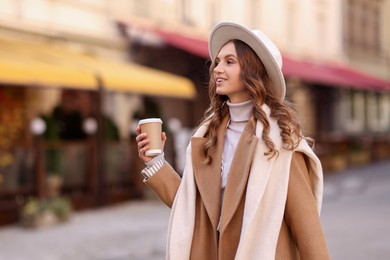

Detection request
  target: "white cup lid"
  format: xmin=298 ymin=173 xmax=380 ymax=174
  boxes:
xmin=138 ymin=118 xmax=163 ymax=125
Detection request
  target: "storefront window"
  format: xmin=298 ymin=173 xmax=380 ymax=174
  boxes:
xmin=342 ymin=89 xmax=365 ymax=133
xmin=367 ymin=92 xmax=390 ymax=132
xmin=0 ymin=87 xmax=33 ymax=191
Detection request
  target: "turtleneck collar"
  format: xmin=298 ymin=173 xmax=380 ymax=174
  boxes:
xmin=227 ymin=100 xmax=253 ymax=122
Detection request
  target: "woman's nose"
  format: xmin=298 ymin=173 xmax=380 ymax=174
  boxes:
xmin=214 ymin=63 xmax=223 ymax=74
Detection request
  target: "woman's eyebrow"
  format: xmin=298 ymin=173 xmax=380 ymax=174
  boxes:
xmin=216 ymin=53 xmax=237 ymax=60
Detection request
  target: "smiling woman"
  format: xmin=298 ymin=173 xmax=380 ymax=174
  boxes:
xmin=135 ymin=21 xmax=330 ymax=260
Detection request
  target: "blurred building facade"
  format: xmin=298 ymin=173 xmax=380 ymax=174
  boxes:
xmin=0 ymin=0 xmax=196 ymax=225
xmin=0 ymin=0 xmax=389 ymax=225
xmin=116 ymin=0 xmax=390 ymax=172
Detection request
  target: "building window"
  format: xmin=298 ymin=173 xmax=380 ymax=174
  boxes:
xmin=181 ymin=0 xmax=192 ymax=25
xmin=317 ymin=11 xmax=326 ymax=51
xmin=133 ymin=0 xmax=150 ymax=17
xmin=342 ymin=90 xmax=365 ymax=133
xmin=286 ymin=0 xmax=297 ymax=46
xmin=360 ymin=2 xmax=368 ymax=48
xmin=372 ymin=2 xmax=381 ymax=53
xmin=344 ymin=0 xmax=383 ymax=54
xmin=251 ymin=0 xmax=262 ymax=27
xmin=367 ymin=93 xmax=390 ymax=132
xmin=210 ymin=0 xmax=221 ymax=28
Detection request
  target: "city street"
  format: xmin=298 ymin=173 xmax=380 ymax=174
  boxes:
xmin=0 ymin=160 xmax=389 ymax=260
xmin=322 ymin=160 xmax=390 ymax=260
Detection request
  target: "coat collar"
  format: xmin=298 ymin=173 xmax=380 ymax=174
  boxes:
xmin=191 ymin=116 xmax=258 ymax=231
xmin=191 ymin=116 xmax=228 ymax=230
xmin=219 ymin=117 xmax=258 ymax=232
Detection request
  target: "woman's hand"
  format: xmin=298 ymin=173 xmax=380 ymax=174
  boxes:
xmin=135 ymin=126 xmax=167 ymax=163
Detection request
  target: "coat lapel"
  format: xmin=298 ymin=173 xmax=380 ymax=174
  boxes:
xmin=219 ymin=118 xmax=258 ymax=233
xmin=239 ymin=105 xmax=283 ymax=238
xmin=191 ymin=116 xmax=229 ymax=230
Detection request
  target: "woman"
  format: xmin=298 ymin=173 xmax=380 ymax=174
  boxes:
xmin=136 ymin=21 xmax=330 ymax=260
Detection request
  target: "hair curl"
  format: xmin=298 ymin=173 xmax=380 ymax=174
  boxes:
xmin=200 ymin=40 xmax=313 ymax=165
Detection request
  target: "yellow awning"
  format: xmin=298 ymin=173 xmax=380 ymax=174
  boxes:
xmin=0 ymin=37 xmax=196 ymax=98
xmin=0 ymin=43 xmax=96 ymax=90
xmin=94 ymin=61 xmax=196 ymax=98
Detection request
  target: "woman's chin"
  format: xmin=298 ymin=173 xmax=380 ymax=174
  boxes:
xmin=215 ymin=88 xmax=226 ymax=96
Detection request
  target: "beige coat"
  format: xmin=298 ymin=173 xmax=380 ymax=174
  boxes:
xmin=144 ymin=117 xmax=330 ymax=260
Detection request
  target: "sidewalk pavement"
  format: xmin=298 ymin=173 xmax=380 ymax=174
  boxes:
xmin=0 ymin=199 xmax=170 ymax=260
xmin=321 ymin=160 xmax=390 ymax=260
xmin=0 ymin=160 xmax=389 ymax=260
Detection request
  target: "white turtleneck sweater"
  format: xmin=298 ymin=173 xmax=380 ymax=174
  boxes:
xmin=220 ymin=100 xmax=254 ymax=201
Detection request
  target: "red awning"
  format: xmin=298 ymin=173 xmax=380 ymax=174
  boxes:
xmin=118 ymin=20 xmax=209 ymax=58
xmin=282 ymin=57 xmax=390 ymax=91
xmin=118 ymin=20 xmax=390 ymax=91
xmin=149 ymin=27 xmax=209 ymax=58
xmin=329 ymin=65 xmax=390 ymax=91
xmin=281 ymin=57 xmax=369 ymax=90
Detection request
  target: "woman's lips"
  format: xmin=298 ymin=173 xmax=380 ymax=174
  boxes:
xmin=216 ymin=78 xmax=226 ymax=86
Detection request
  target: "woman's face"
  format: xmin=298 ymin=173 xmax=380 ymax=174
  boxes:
xmin=213 ymin=42 xmax=250 ymax=103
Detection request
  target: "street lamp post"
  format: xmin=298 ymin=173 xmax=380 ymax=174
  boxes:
xmin=30 ymin=117 xmax=47 ymax=199
xmin=83 ymin=117 xmax=99 ymax=205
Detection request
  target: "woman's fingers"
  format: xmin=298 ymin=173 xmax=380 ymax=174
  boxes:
xmin=135 ymin=132 xmax=146 ymax=143
xmin=135 ymin=129 xmax=167 ymax=163
xmin=135 ymin=131 xmax=151 ymax=162
xmin=137 ymin=138 xmax=149 ymax=153
xmin=135 ymin=126 xmax=141 ymax=135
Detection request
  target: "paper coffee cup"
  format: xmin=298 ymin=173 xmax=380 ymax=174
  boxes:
xmin=138 ymin=118 xmax=163 ymax=157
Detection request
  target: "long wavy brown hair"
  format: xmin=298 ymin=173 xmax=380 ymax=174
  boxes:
xmin=200 ymin=39 xmax=313 ymax=165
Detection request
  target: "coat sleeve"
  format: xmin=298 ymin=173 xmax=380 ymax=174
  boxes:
xmin=285 ymin=152 xmax=330 ymax=260
xmin=144 ymin=162 xmax=181 ymax=208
